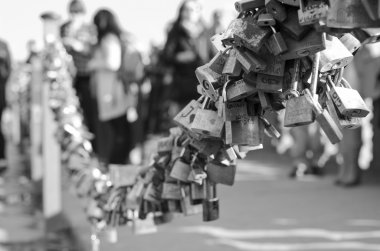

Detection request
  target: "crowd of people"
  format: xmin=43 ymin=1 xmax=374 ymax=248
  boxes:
xmin=0 ymin=0 xmax=379 ymax=188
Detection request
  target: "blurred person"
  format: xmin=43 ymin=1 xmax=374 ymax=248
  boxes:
xmin=0 ymin=38 xmax=11 ymax=175
xmin=205 ymin=9 xmax=228 ymax=57
xmin=25 ymin=40 xmax=39 ymax=64
xmin=162 ymin=0 xmax=209 ymax=110
xmin=61 ymin=0 xmax=96 ymax=137
xmin=88 ymin=9 xmax=132 ymax=165
xmin=335 ymin=42 xmax=380 ymax=187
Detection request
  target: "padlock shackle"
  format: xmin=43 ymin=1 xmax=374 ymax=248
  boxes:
xmin=310 ymin=51 xmax=321 ymax=97
xmin=334 ymin=67 xmax=344 ymax=85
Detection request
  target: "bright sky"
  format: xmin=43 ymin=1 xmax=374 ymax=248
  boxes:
xmin=0 ymin=0 xmax=235 ymax=61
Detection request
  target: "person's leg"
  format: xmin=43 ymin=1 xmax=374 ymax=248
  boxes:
xmin=0 ymin=102 xmax=6 ymax=173
xmin=108 ymin=116 xmax=131 ymax=165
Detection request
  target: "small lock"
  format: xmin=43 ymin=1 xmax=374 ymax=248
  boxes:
xmin=235 ymin=0 xmax=265 ymax=13
xmin=339 ymin=33 xmax=361 ymax=54
xmin=206 ymin=161 xmax=236 ymax=186
xmin=225 ymin=116 xmax=264 ymax=146
xmin=173 ymin=100 xmax=202 ymax=134
xmin=202 ymin=180 xmax=219 ymax=222
xmin=227 ymin=16 xmax=272 ymax=53
xmin=190 ymin=109 xmax=225 ymax=138
xmin=170 ymin=159 xmax=192 ymax=182
xmin=180 ymin=186 xmax=203 ymax=216
xmin=190 ymin=182 xmax=205 ymax=201
xmin=221 ymin=147 xmax=238 ymax=162
xmin=278 ymin=31 xmax=326 ymax=60
xmin=304 ymin=88 xmax=343 ymax=144
xmin=223 ymin=48 xmax=242 ymax=76
xmin=190 ymin=138 xmax=223 ymax=157
xmin=208 ymin=52 xmax=228 ymax=75
xmin=318 ymin=36 xmax=353 ymax=72
xmin=195 ymin=64 xmax=222 ymax=101
xmin=259 ymin=116 xmax=281 ymax=138
xmin=327 ymin=76 xmax=370 ymax=118
xmin=256 ymin=73 xmax=283 ymax=93
xmin=266 ymin=26 xmax=288 ymax=56
xmin=298 ymin=0 xmax=328 ymax=26
xmin=258 ymin=46 xmax=286 ymax=76
xmin=278 ymin=6 xmax=312 ymax=40
xmin=227 ymin=79 xmax=257 ymax=101
xmin=161 ymin=182 xmax=182 ymax=200
xmin=284 ymin=94 xmax=315 ymax=127
xmin=257 ymin=13 xmax=276 ymax=26
xmin=224 ymin=100 xmax=249 ymax=121
xmin=265 ymin=0 xmax=287 ymax=22
xmin=236 ymin=48 xmax=267 ymax=73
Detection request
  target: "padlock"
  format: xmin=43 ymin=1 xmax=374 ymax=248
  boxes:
xmin=326 ymin=0 xmax=380 ymax=28
xmin=304 ymin=88 xmax=343 ymax=144
xmin=256 ymin=73 xmax=283 ymax=93
xmin=225 ymin=116 xmax=264 ymax=146
xmin=265 ymin=0 xmax=287 ymax=22
xmin=157 ymin=136 xmax=174 ymax=154
xmin=284 ymin=59 xmax=315 ymax=127
xmin=180 ymin=186 xmax=203 ymax=216
xmin=235 ymin=0 xmax=265 ymax=13
xmin=238 ymin=144 xmax=264 ymax=152
xmin=187 ymin=154 xmax=207 ymax=185
xmin=170 ymin=159 xmax=191 ymax=182
xmin=361 ymin=0 xmax=378 ymax=20
xmin=266 ymin=26 xmax=288 ymax=56
xmin=190 ymin=108 xmax=225 ymax=138
xmin=258 ymin=46 xmax=286 ymax=76
xmin=208 ymin=52 xmax=228 ymax=75
xmin=259 ymin=115 xmax=281 ymax=138
xmin=258 ymin=91 xmax=272 ymax=111
xmin=318 ymin=36 xmax=353 ymax=72
xmin=161 ymin=182 xmax=182 ymax=200
xmin=227 ymin=16 xmax=272 ymax=53
xmin=173 ymin=99 xmax=202 ymax=135
xmin=224 ymin=100 xmax=249 ymax=121
xmin=324 ymin=87 xmax=362 ymax=129
xmin=202 ymin=180 xmax=219 ymax=222
xmin=189 ymin=138 xmax=223 ymax=156
xmin=257 ymin=13 xmax=276 ymax=26
xmin=206 ymin=161 xmax=236 ymax=186
xmin=298 ymin=0 xmax=328 ymax=26
xmin=219 ymin=146 xmax=238 ymax=162
xmin=278 ymin=6 xmax=312 ymax=40
xmin=278 ymin=0 xmax=299 ymax=6
xmin=226 ymin=79 xmax=257 ymax=101
xmin=190 ymin=182 xmax=205 ymax=201
xmin=223 ymin=48 xmax=242 ymax=76
xmin=278 ymin=31 xmax=326 ymax=60
xmin=195 ymin=65 xmax=222 ymax=101
xmin=339 ymin=33 xmax=361 ymax=54
xmin=326 ymin=75 xmax=370 ymax=118
xmin=236 ymin=48 xmax=267 ymax=73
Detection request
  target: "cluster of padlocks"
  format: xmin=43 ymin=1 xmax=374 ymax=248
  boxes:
xmin=40 ymin=0 xmax=380 ymax=244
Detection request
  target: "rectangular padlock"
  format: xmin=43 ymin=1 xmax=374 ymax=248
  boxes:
xmin=304 ymin=89 xmax=343 ymax=144
xmin=228 ymin=16 xmax=272 ymax=53
xmin=298 ymin=0 xmax=328 ymax=26
xmin=195 ymin=64 xmax=222 ymax=101
xmin=266 ymin=27 xmax=288 ymax=56
xmin=327 ymin=77 xmax=370 ymax=118
xmin=236 ymin=48 xmax=267 ymax=73
xmin=206 ymin=162 xmax=236 ymax=186
xmin=278 ymin=31 xmax=326 ymax=60
xmin=170 ymin=159 xmax=192 ymax=182
xmin=257 ymin=13 xmax=276 ymax=26
xmin=223 ymin=48 xmax=242 ymax=76
xmin=265 ymin=0 xmax=287 ymax=21
xmin=190 ymin=109 xmax=225 ymax=138
xmin=235 ymin=0 xmax=265 ymax=12
xmin=224 ymin=100 xmax=249 ymax=121
xmin=256 ymin=73 xmax=283 ymax=93
xmin=339 ymin=33 xmax=361 ymax=54
xmin=284 ymin=94 xmax=315 ymax=127
xmin=318 ymin=36 xmax=353 ymax=72
xmin=202 ymin=180 xmax=219 ymax=222
xmin=180 ymin=186 xmax=203 ymax=216
xmin=161 ymin=182 xmax=182 ymax=200
xmin=227 ymin=79 xmax=257 ymax=101
xmin=190 ymin=138 xmax=223 ymax=156
xmin=258 ymin=46 xmax=286 ymax=76
xmin=208 ymin=52 xmax=227 ymax=75
xmin=227 ymin=116 xmax=264 ymax=146
xmin=278 ymin=6 xmax=312 ymax=40
xmin=173 ymin=100 xmax=202 ymax=133
xmin=190 ymin=182 xmax=205 ymax=201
